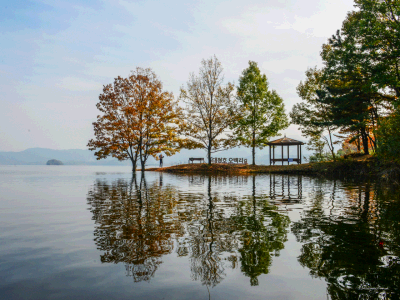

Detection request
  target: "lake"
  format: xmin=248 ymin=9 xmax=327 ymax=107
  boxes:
xmin=0 ymin=166 xmax=399 ymax=300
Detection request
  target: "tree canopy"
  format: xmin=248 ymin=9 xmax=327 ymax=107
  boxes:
xmin=233 ymin=61 xmax=288 ymax=165
xmin=179 ymin=56 xmax=241 ymax=164
xmin=293 ymin=0 xmax=399 ymax=159
xmin=87 ymin=68 xmax=183 ymax=171
xmin=291 ymin=67 xmax=337 ymax=160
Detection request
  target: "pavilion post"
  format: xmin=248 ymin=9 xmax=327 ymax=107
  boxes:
xmin=300 ymin=145 xmax=302 ymax=164
xmin=273 ymin=146 xmax=275 ymax=165
xmin=269 ymin=145 xmax=271 ymax=166
xmin=287 ymin=145 xmax=289 ymax=165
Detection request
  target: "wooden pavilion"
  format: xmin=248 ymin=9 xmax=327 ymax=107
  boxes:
xmin=267 ymin=136 xmax=304 ymax=165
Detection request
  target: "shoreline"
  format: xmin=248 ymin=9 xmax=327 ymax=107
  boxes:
xmin=147 ymin=155 xmax=400 ymax=184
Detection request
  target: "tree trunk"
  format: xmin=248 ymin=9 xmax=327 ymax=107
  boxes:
xmin=252 ymin=104 xmax=256 ymax=166
xmin=327 ymin=127 xmax=336 ymax=161
xmin=368 ymin=135 xmax=376 ymax=153
xmin=252 ymin=130 xmax=256 ymax=165
xmin=208 ymin=139 xmax=212 ymax=165
xmin=128 ymin=146 xmax=138 ymax=173
xmin=131 ymin=158 xmax=137 ymax=173
xmin=360 ymin=127 xmax=369 ymax=155
xmin=140 ymin=154 xmax=146 ymax=172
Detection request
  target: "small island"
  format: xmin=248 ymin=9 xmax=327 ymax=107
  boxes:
xmin=46 ymin=159 xmax=63 ymax=165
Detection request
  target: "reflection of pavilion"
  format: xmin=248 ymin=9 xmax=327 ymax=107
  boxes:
xmin=88 ymin=174 xmax=291 ymax=289
xmin=188 ymin=175 xmax=249 ymax=187
xmin=188 ymin=175 xmax=205 ymax=186
xmin=269 ymin=174 xmax=302 ymax=203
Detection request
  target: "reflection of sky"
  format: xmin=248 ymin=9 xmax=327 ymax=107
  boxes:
xmin=0 ymin=165 xmax=363 ymax=299
xmin=1 ymin=0 xmax=355 ymax=151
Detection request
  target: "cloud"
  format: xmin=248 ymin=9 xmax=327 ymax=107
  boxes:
xmin=220 ymin=0 xmax=354 ymax=56
xmin=1 ymin=0 xmax=355 ymax=151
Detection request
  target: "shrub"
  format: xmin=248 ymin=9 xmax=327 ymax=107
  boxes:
xmin=376 ymin=106 xmax=400 ymax=163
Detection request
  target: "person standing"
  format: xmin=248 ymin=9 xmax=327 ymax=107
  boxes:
xmin=159 ymin=154 xmax=164 ymax=167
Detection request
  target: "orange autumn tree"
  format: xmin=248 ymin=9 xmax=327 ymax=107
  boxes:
xmin=88 ymin=67 xmax=183 ymax=172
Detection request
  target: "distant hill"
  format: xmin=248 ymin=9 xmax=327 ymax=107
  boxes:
xmin=0 ymin=146 xmax=312 ymax=166
xmin=0 ymin=148 xmax=126 ymax=166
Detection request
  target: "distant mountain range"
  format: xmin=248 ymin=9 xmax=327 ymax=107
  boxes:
xmin=0 ymin=148 xmax=116 ymax=166
xmin=0 ymin=146 xmax=312 ymax=166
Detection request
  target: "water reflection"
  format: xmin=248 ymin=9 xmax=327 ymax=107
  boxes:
xmin=291 ymin=180 xmax=400 ymax=299
xmin=231 ymin=175 xmax=290 ymax=286
xmin=269 ymin=174 xmax=302 ymax=203
xmin=87 ymin=174 xmax=290 ymax=287
xmin=5 ymin=167 xmax=400 ymax=299
xmin=86 ymin=176 xmax=183 ymax=282
xmin=180 ymin=176 xmax=235 ymax=287
xmin=86 ymin=173 xmax=400 ymax=298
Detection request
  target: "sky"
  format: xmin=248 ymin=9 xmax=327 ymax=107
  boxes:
xmin=0 ymin=0 xmax=355 ymax=152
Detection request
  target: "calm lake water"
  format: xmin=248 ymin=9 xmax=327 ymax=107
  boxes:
xmin=0 ymin=166 xmax=399 ymax=300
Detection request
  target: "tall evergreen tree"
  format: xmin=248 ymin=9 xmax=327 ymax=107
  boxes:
xmin=232 ymin=61 xmax=288 ymax=165
xmin=353 ymin=0 xmax=400 ymax=97
xmin=319 ymin=24 xmax=390 ymax=154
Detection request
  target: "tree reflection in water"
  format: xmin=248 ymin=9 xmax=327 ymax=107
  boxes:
xmin=176 ymin=175 xmax=290 ymax=287
xmin=87 ymin=175 xmax=183 ymax=282
xmin=87 ymin=173 xmax=290 ymax=288
xmin=230 ymin=175 xmax=290 ymax=286
xmin=291 ymin=179 xmax=400 ymax=299
xmin=180 ymin=176 xmax=235 ymax=287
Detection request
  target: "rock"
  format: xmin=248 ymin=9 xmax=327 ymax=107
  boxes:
xmin=46 ymin=159 xmax=63 ymax=165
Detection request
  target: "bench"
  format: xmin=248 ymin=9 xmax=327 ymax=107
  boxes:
xmin=188 ymin=157 xmax=205 ymax=164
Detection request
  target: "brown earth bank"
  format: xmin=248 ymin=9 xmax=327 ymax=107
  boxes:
xmin=147 ymin=155 xmax=400 ymax=184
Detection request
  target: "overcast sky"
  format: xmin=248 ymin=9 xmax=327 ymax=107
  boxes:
xmin=1 ymin=0 xmax=355 ymax=152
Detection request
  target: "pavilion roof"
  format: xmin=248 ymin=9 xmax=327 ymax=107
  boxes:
xmin=267 ymin=136 xmax=304 ymax=145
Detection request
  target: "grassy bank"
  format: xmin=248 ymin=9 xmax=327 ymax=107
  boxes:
xmin=147 ymin=155 xmax=400 ymax=184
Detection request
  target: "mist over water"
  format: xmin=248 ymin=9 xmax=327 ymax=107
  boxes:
xmin=1 ymin=166 xmax=399 ymax=299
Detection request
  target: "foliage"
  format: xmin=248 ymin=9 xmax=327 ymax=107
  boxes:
xmin=317 ymin=2 xmax=399 ymax=155
xmin=336 ymin=127 xmax=377 ymax=156
xmin=46 ymin=159 xmax=63 ymax=165
xmin=87 ymin=68 xmax=183 ymax=171
xmin=306 ymin=132 xmax=332 ymax=162
xmin=179 ymin=56 xmax=241 ymax=164
xmin=320 ymin=31 xmax=377 ymax=155
xmin=292 ymin=180 xmax=400 ymax=299
xmin=352 ymin=0 xmax=400 ymax=97
xmin=232 ymin=61 xmax=288 ymax=165
xmin=291 ymin=67 xmax=337 ymax=160
xmin=295 ymin=1 xmax=400 ymax=159
xmin=376 ymin=105 xmax=400 ymax=163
